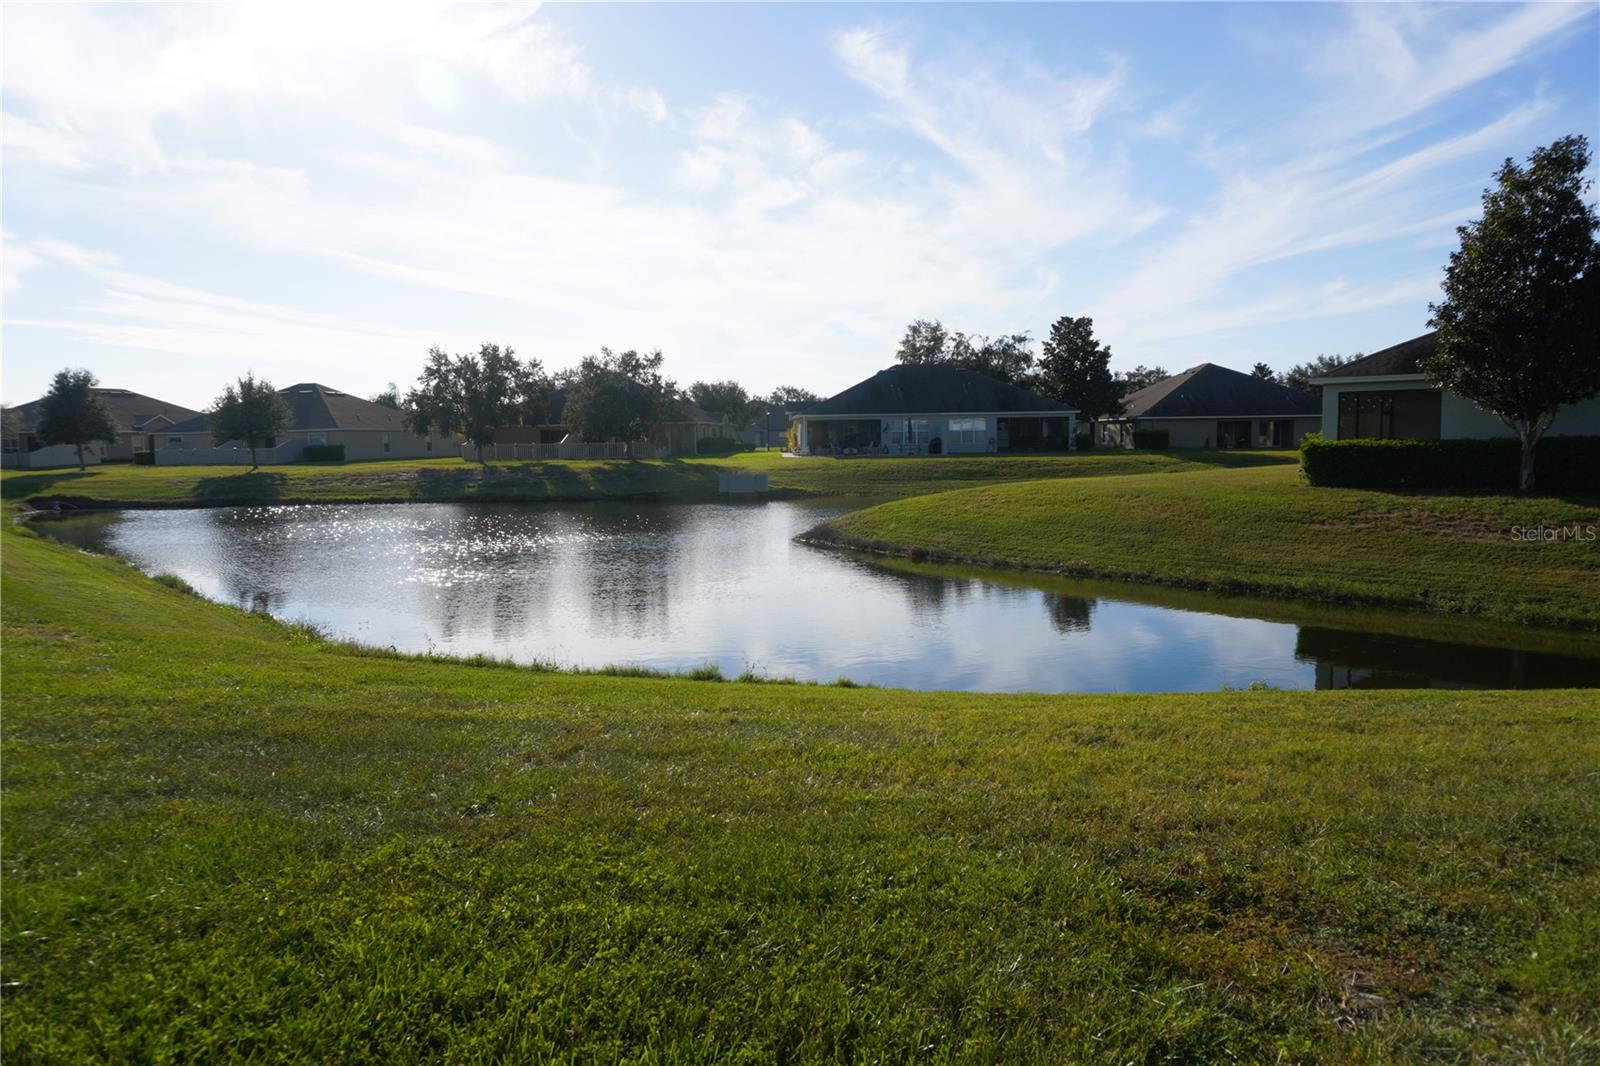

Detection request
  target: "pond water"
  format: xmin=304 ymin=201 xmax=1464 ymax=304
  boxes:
xmin=42 ymin=501 xmax=1600 ymax=693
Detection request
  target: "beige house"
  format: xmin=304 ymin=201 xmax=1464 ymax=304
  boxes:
xmin=3 ymin=388 xmax=203 ymax=468
xmin=1313 ymin=331 xmax=1600 ymax=440
xmin=1098 ymin=363 xmax=1321 ymax=449
xmin=156 ymin=382 xmax=456 ymax=463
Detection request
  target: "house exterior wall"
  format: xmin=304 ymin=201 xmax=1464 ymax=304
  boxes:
xmin=1100 ymin=416 xmax=1320 ymax=449
xmin=1321 ymin=378 xmax=1600 ymax=440
xmin=794 ymin=412 xmax=1075 ymax=455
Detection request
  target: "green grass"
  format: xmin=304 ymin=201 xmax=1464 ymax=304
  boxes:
xmin=4 ymin=515 xmax=1599 ymax=1061
xmin=0 ymin=448 xmax=1296 ymax=507
xmin=813 ymin=463 xmax=1600 ymax=631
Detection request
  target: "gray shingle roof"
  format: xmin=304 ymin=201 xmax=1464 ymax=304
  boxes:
xmin=1315 ymin=332 xmax=1435 ymax=379
xmin=164 ymin=383 xmax=412 ymax=434
xmin=8 ymin=388 xmax=202 ymax=434
xmin=1120 ymin=363 xmax=1319 ymax=419
xmin=805 ymin=364 xmax=1075 ymax=417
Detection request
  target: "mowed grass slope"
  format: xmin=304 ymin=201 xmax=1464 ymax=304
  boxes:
xmin=0 ymin=448 xmax=1296 ymax=507
xmin=4 ymin=523 xmax=1598 ymax=1061
xmin=815 ymin=464 xmax=1600 ymax=630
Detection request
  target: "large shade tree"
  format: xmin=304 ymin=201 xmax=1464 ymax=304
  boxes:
xmin=209 ymin=372 xmax=292 ymax=469
xmin=37 ymin=368 xmax=118 ymax=470
xmin=894 ymin=319 xmax=1037 ymax=387
xmin=561 ymin=348 xmax=674 ymax=456
xmin=689 ymin=380 xmax=753 ymax=427
xmin=1115 ymin=365 xmax=1169 ymax=396
xmin=405 ymin=344 xmax=549 ymax=464
xmin=766 ymin=385 xmax=820 ymax=409
xmin=1035 ymin=316 xmax=1121 ymax=422
xmin=1281 ymin=353 xmax=1359 ymax=395
xmin=1425 ymin=135 xmax=1600 ymax=492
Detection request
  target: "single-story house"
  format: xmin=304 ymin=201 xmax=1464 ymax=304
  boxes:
xmin=2 ymin=387 xmax=204 ymax=468
xmin=650 ymin=401 xmax=734 ymax=455
xmin=1312 ymin=331 xmax=1600 ymax=440
xmin=792 ymin=365 xmax=1077 ymax=456
xmin=157 ymin=382 xmax=457 ymax=463
xmin=1097 ymin=363 xmax=1321 ymax=449
xmin=736 ymin=404 xmax=792 ymax=449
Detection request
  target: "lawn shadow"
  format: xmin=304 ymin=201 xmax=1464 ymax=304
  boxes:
xmin=193 ymin=471 xmax=288 ymax=502
xmin=0 ymin=470 xmax=96 ymax=500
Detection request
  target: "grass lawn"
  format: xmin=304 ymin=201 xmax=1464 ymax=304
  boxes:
xmin=0 ymin=448 xmax=1296 ymax=507
xmin=4 ymin=516 xmax=1599 ymax=1061
xmin=813 ymin=463 xmax=1600 ymax=631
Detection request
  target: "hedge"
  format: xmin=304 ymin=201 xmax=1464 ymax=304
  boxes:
xmin=695 ymin=437 xmax=745 ymax=456
xmin=132 ymin=451 xmax=155 ymax=466
xmin=301 ymin=444 xmax=345 ymax=462
xmin=1300 ymin=436 xmax=1600 ymax=492
xmin=1132 ymin=429 xmax=1169 ymax=450
xmin=1073 ymin=432 xmax=1095 ymax=452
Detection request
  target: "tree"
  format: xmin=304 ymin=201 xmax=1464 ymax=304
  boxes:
xmin=370 ymin=382 xmax=401 ymax=409
xmin=561 ymin=348 xmax=675 ymax=457
xmin=895 ymin=319 xmax=950 ymax=365
xmin=404 ymin=343 xmax=549 ymax=464
xmin=767 ymin=385 xmax=820 ymax=409
xmin=1035 ymin=316 xmax=1121 ymax=422
xmin=893 ymin=319 xmax=1037 ymax=386
xmin=1251 ymin=362 xmax=1277 ymax=381
xmin=2 ymin=405 xmax=19 ymax=443
xmin=689 ymin=380 xmax=753 ymax=426
xmin=1281 ymin=353 xmax=1359 ymax=395
xmin=36 ymin=368 xmax=118 ymax=470
xmin=1425 ymin=135 xmax=1600 ymax=492
xmin=209 ymin=372 xmax=291 ymax=469
xmin=1115 ymin=365 xmax=1169 ymax=395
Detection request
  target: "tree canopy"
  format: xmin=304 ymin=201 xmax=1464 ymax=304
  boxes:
xmin=1424 ymin=135 xmax=1600 ymax=491
xmin=37 ymin=368 xmax=118 ymax=470
xmin=561 ymin=348 xmax=675 ymax=455
xmin=370 ymin=382 xmax=401 ymax=409
xmin=1115 ymin=365 xmax=1169 ymax=396
xmin=1280 ymin=354 xmax=1358 ymax=395
xmin=1250 ymin=363 xmax=1276 ymax=381
xmin=689 ymin=380 xmax=753 ymax=427
xmin=766 ymin=385 xmax=821 ymax=409
xmin=1035 ymin=316 xmax=1120 ymax=421
xmin=209 ymin=372 xmax=292 ymax=469
xmin=894 ymin=319 xmax=1037 ymax=387
xmin=405 ymin=344 xmax=549 ymax=463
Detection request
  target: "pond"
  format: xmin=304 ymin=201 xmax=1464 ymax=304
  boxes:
xmin=41 ymin=500 xmax=1600 ymax=693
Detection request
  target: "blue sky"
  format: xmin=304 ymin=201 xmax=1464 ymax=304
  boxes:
xmin=3 ymin=2 xmax=1596 ymax=409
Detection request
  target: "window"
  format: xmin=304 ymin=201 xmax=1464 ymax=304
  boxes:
xmin=946 ymin=417 xmax=988 ymax=446
xmin=307 ymin=432 xmax=327 ymax=445
xmin=382 ymin=433 xmax=392 ymax=454
xmin=425 ymin=437 xmax=433 ymax=453
xmin=1336 ymin=390 xmax=1441 ymax=440
xmin=166 ymin=436 xmax=182 ymax=445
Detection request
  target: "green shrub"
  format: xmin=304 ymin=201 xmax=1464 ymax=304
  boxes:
xmin=132 ymin=450 xmax=155 ymax=465
xmin=695 ymin=436 xmax=744 ymax=456
xmin=152 ymin=573 xmax=198 ymax=595
xmin=1074 ymin=432 xmax=1095 ymax=452
xmin=302 ymin=444 xmax=345 ymax=462
xmin=1300 ymin=436 xmax=1600 ymax=492
xmin=1132 ymin=429 xmax=1169 ymax=449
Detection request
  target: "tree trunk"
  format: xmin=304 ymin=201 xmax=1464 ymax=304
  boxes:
xmin=249 ymin=444 xmax=259 ymax=471
xmin=76 ymin=442 xmax=86 ymax=471
xmin=476 ymin=443 xmax=486 ymax=466
xmin=1518 ymin=428 xmax=1538 ymax=493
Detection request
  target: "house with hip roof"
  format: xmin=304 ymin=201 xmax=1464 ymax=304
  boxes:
xmin=791 ymin=364 xmax=1077 ymax=456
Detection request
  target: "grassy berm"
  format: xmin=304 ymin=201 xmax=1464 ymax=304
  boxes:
xmin=814 ymin=463 xmax=1600 ymax=630
xmin=3 ymin=519 xmax=1597 ymax=1061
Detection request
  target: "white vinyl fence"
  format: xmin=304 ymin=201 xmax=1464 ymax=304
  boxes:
xmin=155 ymin=441 xmax=306 ymax=465
xmin=4 ymin=443 xmax=104 ymax=469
